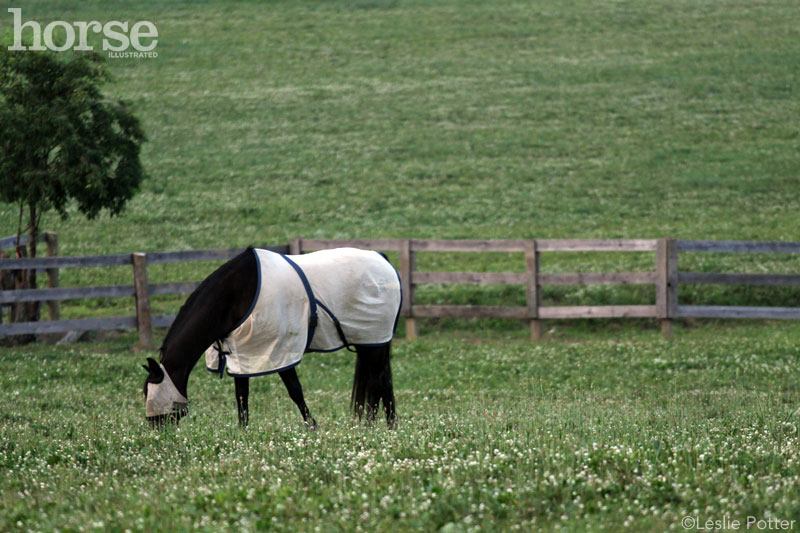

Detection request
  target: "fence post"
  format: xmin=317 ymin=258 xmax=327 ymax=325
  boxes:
xmin=525 ymin=239 xmax=542 ymax=340
xmin=43 ymin=232 xmax=59 ymax=321
xmin=400 ymin=239 xmax=417 ymax=341
xmin=132 ymin=253 xmax=154 ymax=350
xmin=290 ymin=237 xmax=302 ymax=255
xmin=656 ymin=238 xmax=677 ymax=338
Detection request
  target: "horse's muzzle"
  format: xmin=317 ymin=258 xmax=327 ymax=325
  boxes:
xmin=146 ymin=403 xmax=188 ymax=429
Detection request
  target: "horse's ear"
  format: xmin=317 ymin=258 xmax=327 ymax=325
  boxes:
xmin=144 ymin=357 xmax=164 ymax=383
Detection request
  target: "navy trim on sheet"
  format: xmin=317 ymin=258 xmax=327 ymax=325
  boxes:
xmin=307 ymin=340 xmax=392 ymax=354
xmin=279 ymin=254 xmax=318 ymax=351
xmin=223 ymin=358 xmax=302 ymax=378
xmin=206 ymin=358 xmax=301 ymax=377
xmin=307 ymin=345 xmax=347 ymax=353
xmin=316 ymin=299 xmax=355 ymax=352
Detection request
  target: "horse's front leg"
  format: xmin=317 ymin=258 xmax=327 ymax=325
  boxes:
xmin=234 ymin=376 xmax=249 ymax=427
xmin=279 ymin=367 xmax=317 ymax=429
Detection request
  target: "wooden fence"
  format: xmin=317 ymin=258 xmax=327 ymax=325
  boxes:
xmin=0 ymin=242 xmax=288 ymax=348
xmin=0 ymin=231 xmax=60 ymax=325
xmin=2 ymin=237 xmax=800 ymax=347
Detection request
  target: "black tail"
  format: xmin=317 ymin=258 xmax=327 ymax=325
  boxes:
xmin=351 ymin=343 xmax=396 ymax=427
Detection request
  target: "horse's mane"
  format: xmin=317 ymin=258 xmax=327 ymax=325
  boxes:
xmin=160 ymin=246 xmax=254 ymax=357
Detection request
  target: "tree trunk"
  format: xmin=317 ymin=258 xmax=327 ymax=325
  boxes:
xmin=27 ymin=202 xmax=39 ymax=324
xmin=1 ymin=203 xmax=40 ymax=346
xmin=3 ymin=245 xmax=36 ymax=345
xmin=0 ymin=250 xmax=9 ymax=328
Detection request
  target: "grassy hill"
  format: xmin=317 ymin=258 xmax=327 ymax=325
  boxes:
xmin=2 ymin=0 xmax=799 ymax=252
xmin=3 ymin=0 xmax=800 ymax=322
xmin=0 ymin=1 xmax=800 ymax=324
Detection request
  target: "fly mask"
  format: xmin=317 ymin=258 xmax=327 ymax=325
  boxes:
xmin=145 ymin=362 xmax=189 ymax=418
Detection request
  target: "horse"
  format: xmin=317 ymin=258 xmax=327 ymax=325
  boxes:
xmin=142 ymin=246 xmax=402 ymax=429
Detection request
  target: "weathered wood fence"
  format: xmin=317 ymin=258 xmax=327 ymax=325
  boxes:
xmin=0 ymin=243 xmax=288 ymax=348
xmin=297 ymin=238 xmax=800 ymax=340
xmin=0 ymin=232 xmax=60 ymax=325
xmin=2 ymin=237 xmax=800 ymax=348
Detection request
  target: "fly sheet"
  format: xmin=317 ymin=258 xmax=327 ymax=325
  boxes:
xmin=205 ymin=247 xmax=402 ymax=377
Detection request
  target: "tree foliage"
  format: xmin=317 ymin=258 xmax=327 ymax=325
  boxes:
xmin=0 ymin=46 xmax=147 ymax=246
xmin=0 ymin=45 xmax=147 ymax=330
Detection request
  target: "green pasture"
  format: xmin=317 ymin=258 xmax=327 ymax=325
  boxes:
xmin=2 ymin=325 xmax=800 ymax=532
xmin=2 ymin=0 xmax=800 ymax=531
xmin=2 ymin=0 xmax=800 ymax=316
xmin=3 ymin=0 xmax=800 ymax=320
xmin=2 ymin=0 xmax=799 ymax=248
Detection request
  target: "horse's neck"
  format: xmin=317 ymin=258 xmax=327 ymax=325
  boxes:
xmin=159 ymin=248 xmax=258 ymax=395
xmin=161 ymin=318 xmax=227 ymax=396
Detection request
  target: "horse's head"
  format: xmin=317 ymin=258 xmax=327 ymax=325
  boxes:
xmin=142 ymin=357 xmax=188 ymax=428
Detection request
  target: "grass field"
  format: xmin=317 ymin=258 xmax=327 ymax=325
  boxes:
xmin=2 ymin=0 xmax=800 ymax=250
xmin=3 ymin=0 xmax=800 ymax=318
xmin=2 ymin=0 xmax=800 ymax=531
xmin=2 ymin=325 xmax=799 ymax=532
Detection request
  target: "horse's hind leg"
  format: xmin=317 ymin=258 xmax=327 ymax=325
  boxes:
xmin=352 ymin=343 xmax=396 ymax=427
xmin=234 ymin=376 xmax=249 ymax=427
xmin=279 ymin=367 xmax=317 ymax=429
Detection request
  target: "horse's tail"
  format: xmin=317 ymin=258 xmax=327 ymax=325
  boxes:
xmin=351 ymin=343 xmax=396 ymax=427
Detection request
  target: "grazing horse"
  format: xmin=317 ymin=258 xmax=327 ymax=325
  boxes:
xmin=142 ymin=247 xmax=401 ymax=428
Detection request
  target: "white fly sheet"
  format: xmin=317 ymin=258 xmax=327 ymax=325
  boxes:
xmin=205 ymin=248 xmax=402 ymax=377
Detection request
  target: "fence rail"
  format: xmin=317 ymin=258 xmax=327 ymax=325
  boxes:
xmin=2 ymin=238 xmax=800 ymax=346
xmin=0 ymin=242 xmax=288 ymax=347
xmin=676 ymin=240 xmax=800 ymax=253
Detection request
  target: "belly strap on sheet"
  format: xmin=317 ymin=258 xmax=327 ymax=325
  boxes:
xmin=279 ymin=254 xmax=354 ymax=352
xmin=279 ymin=254 xmax=318 ymax=351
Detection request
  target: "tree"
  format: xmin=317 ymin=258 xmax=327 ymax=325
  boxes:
xmin=0 ymin=45 xmax=147 ymax=324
